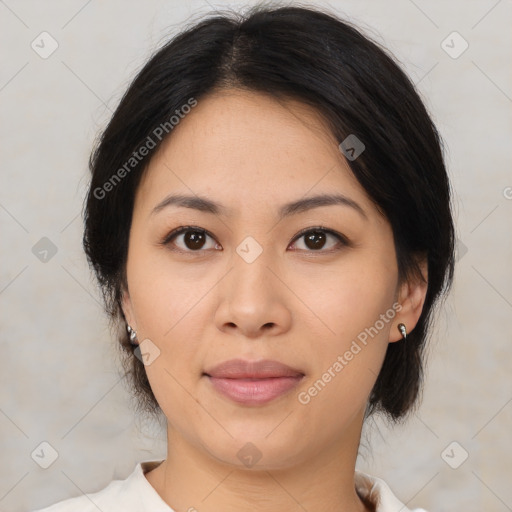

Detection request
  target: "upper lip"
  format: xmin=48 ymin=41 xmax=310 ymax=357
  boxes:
xmin=204 ymin=358 xmax=305 ymax=379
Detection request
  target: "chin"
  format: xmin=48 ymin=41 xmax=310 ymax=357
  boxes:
xmin=202 ymin=432 xmax=306 ymax=471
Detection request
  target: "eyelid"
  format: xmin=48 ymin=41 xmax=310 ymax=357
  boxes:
xmin=160 ymin=225 xmax=350 ymax=253
xmin=289 ymin=225 xmax=350 ymax=249
xmin=161 ymin=225 xmax=216 ymax=245
xmin=160 ymin=225 xmax=220 ymax=253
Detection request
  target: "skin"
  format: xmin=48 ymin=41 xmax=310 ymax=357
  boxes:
xmin=121 ymin=89 xmax=428 ymax=512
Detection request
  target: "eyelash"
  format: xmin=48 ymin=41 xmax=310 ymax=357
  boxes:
xmin=159 ymin=225 xmax=350 ymax=255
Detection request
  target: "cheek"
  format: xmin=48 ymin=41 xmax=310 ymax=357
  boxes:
xmin=125 ymin=243 xmax=212 ymax=389
xmin=293 ymin=249 xmax=398 ymax=395
xmin=300 ymin=251 xmax=397 ymax=337
xmin=294 ymin=267 xmax=397 ymax=422
xmin=126 ymin=235 xmax=206 ymax=331
xmin=127 ymin=253 xmax=211 ymax=417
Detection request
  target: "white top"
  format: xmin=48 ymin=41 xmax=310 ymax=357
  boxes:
xmin=32 ymin=460 xmax=429 ymax=512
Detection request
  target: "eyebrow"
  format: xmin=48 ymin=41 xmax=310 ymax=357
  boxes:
xmin=151 ymin=192 xmax=368 ymax=220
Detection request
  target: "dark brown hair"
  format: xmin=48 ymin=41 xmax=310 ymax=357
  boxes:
xmin=83 ymin=4 xmax=455 ymax=424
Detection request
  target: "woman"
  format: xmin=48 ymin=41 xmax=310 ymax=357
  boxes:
xmin=34 ymin=4 xmax=454 ymax=511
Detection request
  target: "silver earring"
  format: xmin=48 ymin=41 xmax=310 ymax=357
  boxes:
xmin=397 ymin=323 xmax=407 ymax=341
xmin=127 ymin=325 xmax=138 ymax=344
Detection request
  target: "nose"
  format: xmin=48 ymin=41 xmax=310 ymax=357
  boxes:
xmin=213 ymin=248 xmax=292 ymax=339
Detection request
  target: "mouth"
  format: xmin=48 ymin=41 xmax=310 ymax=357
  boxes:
xmin=204 ymin=374 xmax=305 ymax=405
xmin=203 ymin=358 xmax=305 ymax=406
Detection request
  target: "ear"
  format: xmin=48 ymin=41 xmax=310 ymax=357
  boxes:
xmin=120 ymin=283 xmax=136 ymax=331
xmin=389 ymin=257 xmax=428 ymax=343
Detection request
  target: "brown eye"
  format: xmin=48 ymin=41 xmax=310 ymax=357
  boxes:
xmin=162 ymin=225 xmax=348 ymax=255
xmin=163 ymin=227 xmax=219 ymax=252
xmin=183 ymin=230 xmax=207 ymax=250
xmin=289 ymin=227 xmax=347 ymax=252
xmin=304 ymin=230 xmax=327 ymax=250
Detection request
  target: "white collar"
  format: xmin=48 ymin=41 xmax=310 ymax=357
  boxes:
xmin=128 ymin=460 xmax=425 ymax=512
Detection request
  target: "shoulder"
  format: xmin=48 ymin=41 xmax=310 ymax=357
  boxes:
xmin=31 ymin=473 xmax=132 ymax=512
xmin=355 ymin=470 xmax=430 ymax=512
xmin=30 ymin=461 xmax=167 ymax=512
xmin=31 ymin=478 xmax=126 ymax=512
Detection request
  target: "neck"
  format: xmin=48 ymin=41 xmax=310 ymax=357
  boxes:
xmin=145 ymin=411 xmax=371 ymax=512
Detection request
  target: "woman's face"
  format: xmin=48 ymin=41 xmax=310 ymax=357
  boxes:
xmin=122 ymin=89 xmax=422 ymax=469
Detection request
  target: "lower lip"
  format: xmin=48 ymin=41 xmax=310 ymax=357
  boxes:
xmin=206 ymin=375 xmax=304 ymax=405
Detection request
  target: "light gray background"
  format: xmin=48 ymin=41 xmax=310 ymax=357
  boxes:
xmin=1 ymin=1 xmax=511 ymax=511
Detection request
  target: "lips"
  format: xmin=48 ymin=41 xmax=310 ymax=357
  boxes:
xmin=204 ymin=358 xmax=304 ymax=379
xmin=203 ymin=358 xmax=305 ymax=405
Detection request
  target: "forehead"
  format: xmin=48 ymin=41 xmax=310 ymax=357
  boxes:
xmin=136 ymin=89 xmax=372 ymax=216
